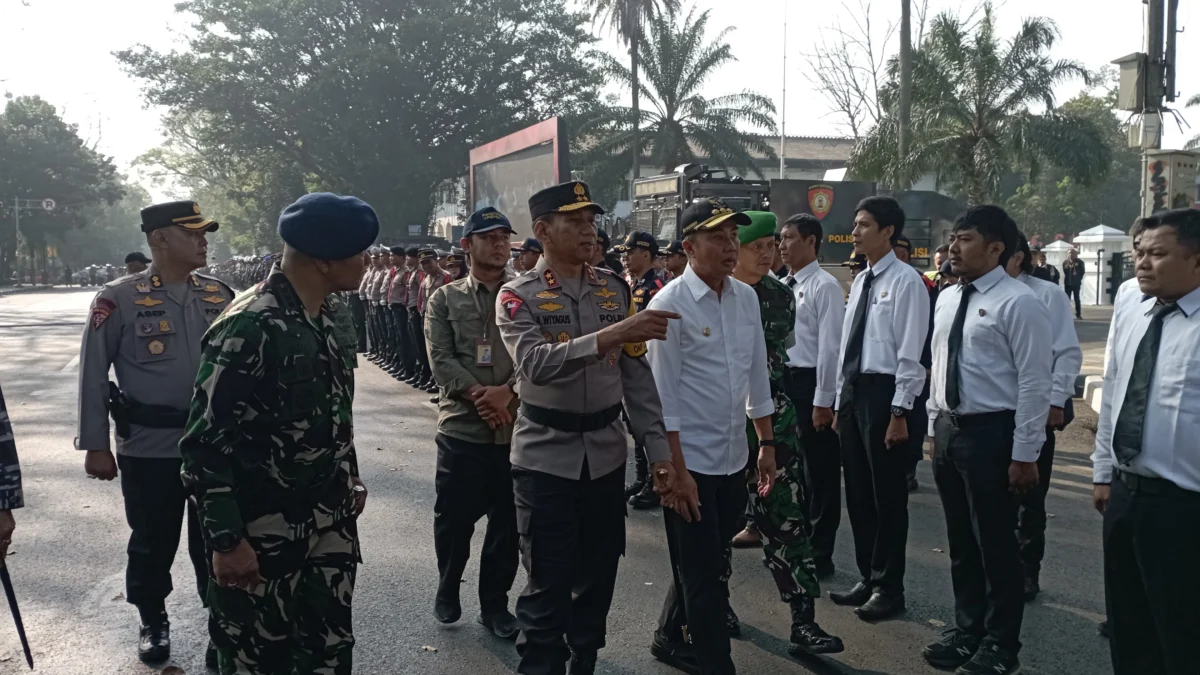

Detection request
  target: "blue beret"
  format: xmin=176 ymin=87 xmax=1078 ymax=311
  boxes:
xmin=278 ymin=192 xmax=379 ymax=260
xmin=464 ymin=207 xmax=514 ymax=238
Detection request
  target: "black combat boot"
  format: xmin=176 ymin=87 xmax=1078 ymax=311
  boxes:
xmin=788 ymin=596 xmax=844 ymax=656
xmin=625 ymin=446 xmax=649 ymax=498
xmin=137 ymin=610 xmax=171 ymax=664
xmin=568 ymin=649 xmax=597 ymax=675
xmin=629 ymin=482 xmax=660 ymax=510
xmin=205 ymin=639 xmax=218 ymax=669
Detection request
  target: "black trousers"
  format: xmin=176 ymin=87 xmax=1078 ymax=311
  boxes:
xmin=1104 ymin=474 xmax=1200 ymax=675
xmin=391 ymin=305 xmax=412 ymax=372
xmin=932 ymin=411 xmax=1023 ymax=654
xmin=906 ymin=389 xmax=930 ymax=473
xmin=365 ymin=303 xmax=378 ymax=353
xmin=434 ymin=434 xmax=518 ymax=614
xmin=784 ymin=367 xmax=841 ymax=567
xmin=408 ymin=310 xmax=430 ymax=381
xmin=1065 ymin=286 xmax=1082 ymax=317
xmin=348 ymin=294 xmax=368 ymax=352
xmin=837 ymin=373 xmax=908 ymax=595
xmin=118 ymin=455 xmax=208 ymax=613
xmin=1016 ymin=429 xmax=1056 ymax=577
xmin=658 ymin=470 xmax=747 ymax=675
xmin=513 ymin=461 xmax=625 ymax=675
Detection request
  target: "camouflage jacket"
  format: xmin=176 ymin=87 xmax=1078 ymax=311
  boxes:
xmin=0 ymin=384 xmax=24 ymax=511
xmin=746 ymin=274 xmax=800 ymax=466
xmin=180 ymin=264 xmax=360 ymax=575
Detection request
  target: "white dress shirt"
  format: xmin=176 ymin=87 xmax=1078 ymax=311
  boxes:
xmin=835 ymin=250 xmax=930 ymax=410
xmin=784 ymin=260 xmax=845 ymax=408
xmin=647 ymin=265 xmax=775 ymax=476
xmin=1092 ymin=285 xmax=1200 ymax=492
xmin=1019 ymin=273 xmax=1083 ymax=406
xmin=928 ymin=266 xmax=1053 ymax=462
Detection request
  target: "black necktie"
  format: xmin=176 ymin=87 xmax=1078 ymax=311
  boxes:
xmin=945 ymin=283 xmax=976 ymax=411
xmin=785 ymin=276 xmax=797 ymax=289
xmin=1112 ymin=301 xmax=1179 ymax=464
xmin=840 ymin=269 xmax=876 ymax=391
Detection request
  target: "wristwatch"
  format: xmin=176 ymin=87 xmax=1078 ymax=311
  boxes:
xmin=210 ymin=531 xmax=242 ymax=554
xmin=891 ymin=406 xmax=908 ymax=418
xmin=758 ymin=440 xmax=777 ymax=448
xmin=352 ymin=484 xmax=367 ymax=495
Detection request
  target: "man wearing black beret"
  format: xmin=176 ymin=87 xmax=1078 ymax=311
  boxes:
xmin=497 ymin=181 xmax=681 ymax=675
xmin=180 ymin=192 xmax=377 ymax=674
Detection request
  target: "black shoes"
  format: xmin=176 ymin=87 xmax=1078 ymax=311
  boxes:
xmin=1024 ymin=576 xmax=1040 ymax=602
xmin=629 ymin=483 xmax=660 ymax=510
xmin=788 ymin=598 xmax=844 ymax=656
xmin=922 ymin=628 xmax=981 ymax=669
xmin=434 ymin=589 xmax=462 ymax=624
xmin=625 ymin=479 xmax=646 ymax=499
xmin=907 ymin=471 xmax=919 ymax=493
xmin=726 ymin=607 xmax=741 ymax=638
xmin=956 ymin=643 xmax=1021 ymax=675
xmin=854 ymin=592 xmax=906 ymax=621
xmin=1099 ymin=619 xmax=1110 ymax=639
xmin=205 ymin=639 xmax=218 ymax=669
xmin=137 ymin=615 xmax=171 ymax=664
xmin=478 ymin=610 xmax=519 ymax=640
xmin=814 ymin=559 xmax=835 ymax=580
xmin=569 ymin=649 xmax=597 ymax=675
xmin=828 ymin=581 xmax=872 ymax=606
xmin=650 ymin=632 xmax=700 ymax=674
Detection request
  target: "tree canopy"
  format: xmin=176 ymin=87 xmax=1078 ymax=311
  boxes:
xmin=119 ymin=0 xmax=604 ymax=242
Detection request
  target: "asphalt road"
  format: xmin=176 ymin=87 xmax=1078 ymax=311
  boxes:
xmin=0 ymin=288 xmax=1112 ymax=675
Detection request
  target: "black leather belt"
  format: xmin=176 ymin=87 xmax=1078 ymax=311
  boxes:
xmin=939 ymin=409 xmax=1015 ymax=429
xmin=126 ymin=398 xmax=190 ymax=429
xmin=520 ymin=402 xmax=623 ymax=434
xmin=1117 ymin=471 xmax=1198 ymax=498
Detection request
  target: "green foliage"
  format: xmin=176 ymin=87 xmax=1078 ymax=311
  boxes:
xmin=850 ymin=2 xmax=1111 ymax=205
xmin=576 ymin=7 xmax=777 ymax=189
xmin=0 ymin=96 xmax=124 ymax=280
xmin=117 ymin=0 xmax=604 ymax=244
xmin=1187 ymin=94 xmax=1200 ymax=151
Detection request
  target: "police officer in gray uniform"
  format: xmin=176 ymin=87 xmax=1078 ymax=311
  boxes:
xmin=496 ymin=181 xmax=681 ymax=675
xmin=75 ymin=201 xmax=235 ymax=665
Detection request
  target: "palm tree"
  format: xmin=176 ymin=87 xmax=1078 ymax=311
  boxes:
xmin=581 ymin=7 xmax=777 ymax=178
xmin=851 ymin=2 xmax=1112 ymax=204
xmin=587 ymin=0 xmax=681 ymax=191
xmin=1186 ymin=93 xmax=1200 ymax=150
xmin=898 ymin=0 xmax=912 ymax=184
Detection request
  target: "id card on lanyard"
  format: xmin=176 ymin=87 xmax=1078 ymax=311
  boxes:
xmin=474 ymin=286 xmax=496 ymax=367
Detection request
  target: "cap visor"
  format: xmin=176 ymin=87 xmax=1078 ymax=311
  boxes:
xmin=177 ymin=219 xmax=219 ymax=232
xmin=471 ymin=223 xmax=515 ymax=236
xmin=686 ymin=211 xmax=751 ymax=233
xmin=555 ymin=201 xmax=606 ymax=215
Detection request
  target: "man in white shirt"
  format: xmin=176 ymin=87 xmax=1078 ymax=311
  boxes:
xmin=923 ymin=205 xmax=1052 ymax=675
xmin=830 ymin=196 xmax=930 ymax=622
xmin=1091 ymin=208 xmax=1200 ymax=675
xmin=646 ymin=199 xmax=777 ymax=675
xmin=1004 ymin=235 xmax=1082 ymax=602
xmin=778 ymin=213 xmax=845 ymax=577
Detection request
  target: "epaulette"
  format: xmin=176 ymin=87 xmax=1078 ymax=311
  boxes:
xmin=104 ymin=270 xmax=148 ymax=289
xmin=508 ymin=270 xmax=541 ymax=288
xmin=194 ymin=271 xmax=235 ymax=295
xmin=594 ymin=265 xmax=630 ymax=292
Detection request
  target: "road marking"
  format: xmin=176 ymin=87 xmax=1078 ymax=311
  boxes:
xmin=61 ymin=355 xmax=79 ymax=372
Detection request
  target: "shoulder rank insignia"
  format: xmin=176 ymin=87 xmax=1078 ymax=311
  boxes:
xmin=535 ymin=290 xmax=560 ymax=300
xmin=204 ymin=283 xmax=220 ymax=293
xmin=150 ymin=275 xmax=162 ymax=288
xmin=201 ymin=295 xmax=226 ymax=304
xmin=134 ymin=296 xmax=163 ymax=307
xmin=598 ymin=301 xmax=619 ymax=311
xmin=147 ymin=339 xmax=166 ymax=356
xmin=189 ymin=275 xmax=200 ymax=287
xmin=542 ymin=269 xmax=559 ymax=289
xmin=585 ymin=266 xmax=599 ymax=285
xmin=594 ymin=288 xmax=617 ymax=299
xmin=538 ymin=302 xmax=564 ymax=312
xmin=135 ymin=282 xmax=151 ymax=293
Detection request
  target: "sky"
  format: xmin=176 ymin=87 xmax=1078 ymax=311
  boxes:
xmin=1 ymin=0 xmax=1197 ymax=188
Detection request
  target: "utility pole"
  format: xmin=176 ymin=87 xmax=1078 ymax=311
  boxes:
xmin=779 ymin=0 xmax=787 ymax=180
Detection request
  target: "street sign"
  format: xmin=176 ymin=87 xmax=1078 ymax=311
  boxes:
xmin=41 ymin=199 xmax=55 ymax=211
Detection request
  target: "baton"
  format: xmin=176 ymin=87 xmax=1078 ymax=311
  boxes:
xmin=0 ymin=564 xmax=32 ymax=669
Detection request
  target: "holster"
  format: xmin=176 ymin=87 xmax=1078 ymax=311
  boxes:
xmin=107 ymin=382 xmax=132 ymax=440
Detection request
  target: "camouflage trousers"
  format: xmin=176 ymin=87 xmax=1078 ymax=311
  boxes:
xmin=209 ymin=526 xmax=358 ymax=675
xmin=746 ymin=456 xmax=821 ymax=602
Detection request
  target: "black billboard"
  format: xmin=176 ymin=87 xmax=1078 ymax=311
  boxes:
xmin=769 ymin=180 xmax=877 ymax=264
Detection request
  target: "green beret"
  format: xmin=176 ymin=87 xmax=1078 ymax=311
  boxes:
xmin=738 ymin=211 xmax=777 ymax=245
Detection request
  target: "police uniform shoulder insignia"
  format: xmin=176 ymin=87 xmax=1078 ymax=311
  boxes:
xmin=556 ymin=332 xmax=571 ymax=343
xmin=147 ymin=339 xmax=165 ymax=356
xmin=500 ymin=290 xmax=524 ymax=319
xmin=594 ymin=287 xmax=617 ymax=299
xmin=542 ymin=269 xmax=560 ymax=289
xmin=201 ymin=295 xmax=226 ymax=304
xmin=598 ymin=301 xmax=619 ymax=311
xmin=585 ymin=266 xmax=599 ymax=285
xmin=90 ymin=297 xmax=116 ymax=330
xmin=151 ymin=275 xmax=162 ymax=288
xmin=134 ymin=296 xmax=163 ymax=307
xmin=135 ymin=282 xmax=151 ymax=293
xmin=534 ymin=290 xmax=560 ymax=300
xmin=189 ymin=275 xmax=200 ymax=287
xmin=538 ymin=301 xmax=564 ymax=312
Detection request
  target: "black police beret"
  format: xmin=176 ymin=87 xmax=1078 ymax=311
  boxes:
xmin=389 ymin=245 xmax=406 ymax=255
xmin=405 ymin=246 xmax=419 ymax=257
xmin=528 ymin=181 xmax=605 ymax=222
xmin=141 ymin=201 xmax=219 ymax=234
xmin=519 ymin=237 xmax=543 ymax=254
xmin=464 ymin=207 xmax=515 ymax=238
xmin=124 ymin=251 xmax=151 ymax=264
xmin=278 ymin=193 xmax=379 ymax=260
xmin=680 ymin=199 xmax=751 ymax=236
xmin=614 ymin=231 xmax=659 ymax=256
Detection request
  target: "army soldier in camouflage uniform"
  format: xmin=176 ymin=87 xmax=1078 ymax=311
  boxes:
xmin=180 ymin=192 xmax=376 ymax=675
xmin=731 ymin=212 xmax=843 ymax=656
xmin=497 ymin=181 xmax=680 ymax=675
xmin=0 ymin=383 xmax=24 ymax=562
xmin=614 ymin=231 xmax=669 ymax=510
xmin=76 ymin=201 xmax=234 ymax=665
